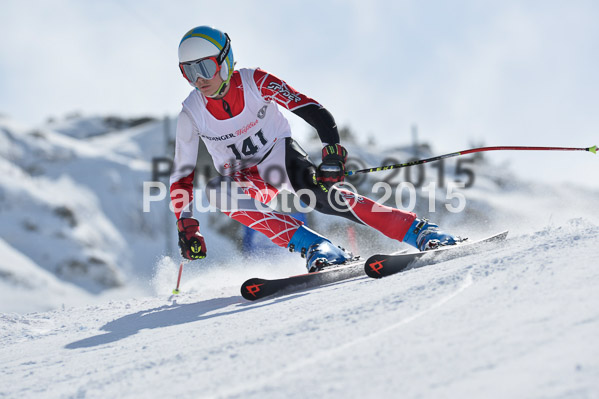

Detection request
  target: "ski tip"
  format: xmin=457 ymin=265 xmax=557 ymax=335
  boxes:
xmin=364 ymin=255 xmax=388 ymax=279
xmin=240 ymin=278 xmax=268 ymax=301
xmin=589 ymin=145 xmax=597 ymax=154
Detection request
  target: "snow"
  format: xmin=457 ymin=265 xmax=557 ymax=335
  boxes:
xmin=1 ymin=114 xmax=598 ymax=398
xmin=1 ymin=220 xmax=598 ymax=398
xmin=0 ymin=237 xmax=90 ymax=314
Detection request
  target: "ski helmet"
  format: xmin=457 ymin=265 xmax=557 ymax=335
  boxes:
xmin=178 ymin=26 xmax=234 ymax=95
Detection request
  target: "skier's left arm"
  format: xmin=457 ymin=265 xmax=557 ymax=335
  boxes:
xmin=253 ymin=69 xmax=347 ymax=183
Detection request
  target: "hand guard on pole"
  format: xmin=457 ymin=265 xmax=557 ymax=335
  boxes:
xmin=317 ymin=144 xmax=348 ymax=184
xmin=177 ymin=218 xmax=207 ymax=260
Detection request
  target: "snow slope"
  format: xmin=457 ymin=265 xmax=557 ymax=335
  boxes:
xmin=1 ymin=219 xmax=598 ymax=398
xmin=1 ymin=113 xmax=598 ymax=398
xmin=0 ymin=114 xmax=239 ymax=305
xmin=0 ymin=237 xmax=91 ymax=314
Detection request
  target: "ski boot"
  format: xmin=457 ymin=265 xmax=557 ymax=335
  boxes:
xmin=288 ymin=225 xmax=352 ymax=272
xmin=402 ymin=218 xmax=460 ymax=251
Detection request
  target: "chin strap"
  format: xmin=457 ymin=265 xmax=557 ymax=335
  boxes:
xmin=209 ymin=59 xmax=236 ymax=98
xmin=207 ymin=80 xmax=230 ymax=98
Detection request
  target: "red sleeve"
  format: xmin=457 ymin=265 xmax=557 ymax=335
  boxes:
xmin=253 ymin=69 xmax=341 ymax=145
xmin=253 ymin=69 xmax=321 ymax=112
xmin=170 ymin=170 xmax=195 ymax=220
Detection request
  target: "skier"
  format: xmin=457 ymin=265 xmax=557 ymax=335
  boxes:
xmin=170 ymin=26 xmax=458 ymax=272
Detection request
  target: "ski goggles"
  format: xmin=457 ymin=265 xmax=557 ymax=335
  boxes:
xmin=179 ymin=56 xmax=221 ymax=82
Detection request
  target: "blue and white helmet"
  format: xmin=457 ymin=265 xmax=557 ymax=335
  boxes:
xmin=178 ymin=26 xmax=234 ymax=89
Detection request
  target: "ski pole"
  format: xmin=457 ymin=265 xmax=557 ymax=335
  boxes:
xmin=345 ymin=145 xmax=597 ymax=176
xmin=172 ymin=260 xmax=186 ymax=295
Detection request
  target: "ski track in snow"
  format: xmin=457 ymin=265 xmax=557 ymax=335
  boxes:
xmin=1 ymin=219 xmax=599 ymax=399
xmin=219 ymin=272 xmax=474 ymax=398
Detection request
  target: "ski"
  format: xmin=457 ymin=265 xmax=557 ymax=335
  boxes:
xmin=240 ymin=231 xmax=507 ymax=300
xmin=240 ymin=258 xmax=368 ymax=301
xmin=365 ymin=231 xmax=509 ymax=279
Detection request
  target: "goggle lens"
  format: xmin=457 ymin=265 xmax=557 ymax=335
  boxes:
xmin=180 ymin=57 xmax=219 ymax=82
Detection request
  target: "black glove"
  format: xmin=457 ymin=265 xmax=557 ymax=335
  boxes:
xmin=177 ymin=218 xmax=207 ymax=260
xmin=317 ymin=144 xmax=348 ymax=184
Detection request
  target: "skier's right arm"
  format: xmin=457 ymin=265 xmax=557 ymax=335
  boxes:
xmin=170 ymin=110 xmax=207 ymax=260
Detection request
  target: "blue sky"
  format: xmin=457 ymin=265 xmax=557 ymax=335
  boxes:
xmin=1 ymin=0 xmax=597 ymax=187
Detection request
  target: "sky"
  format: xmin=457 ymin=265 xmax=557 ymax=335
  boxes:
xmin=1 ymin=0 xmax=597 ymax=188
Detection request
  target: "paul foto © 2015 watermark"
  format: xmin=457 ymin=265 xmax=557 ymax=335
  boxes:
xmin=143 ymin=179 xmax=468 ymax=215
xmin=146 ymin=155 xmax=477 ymax=215
xmin=150 ymin=155 xmax=478 ymax=190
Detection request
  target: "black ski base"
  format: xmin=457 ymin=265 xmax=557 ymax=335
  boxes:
xmin=241 ymin=258 xmax=366 ymax=301
xmin=365 ymin=231 xmax=509 ymax=279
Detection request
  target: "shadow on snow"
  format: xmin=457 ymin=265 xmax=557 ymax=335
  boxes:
xmin=65 ymin=293 xmax=307 ymax=350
